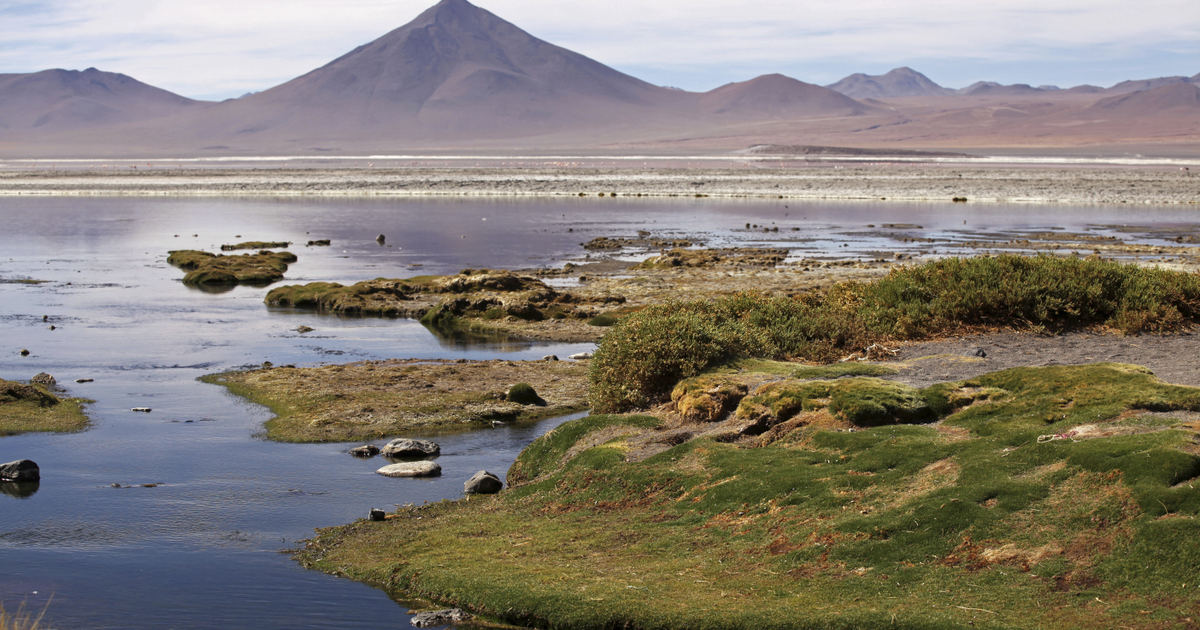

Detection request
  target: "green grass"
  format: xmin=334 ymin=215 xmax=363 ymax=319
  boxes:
xmin=167 ymin=249 xmax=297 ymax=285
xmin=589 ymin=255 xmax=1200 ymax=412
xmin=0 ymin=380 xmax=90 ymax=436
xmin=297 ymin=363 xmax=1200 ymax=630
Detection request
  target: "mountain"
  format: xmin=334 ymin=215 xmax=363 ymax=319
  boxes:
xmin=701 ymin=74 xmax=873 ymax=117
xmin=181 ymin=0 xmax=690 ymax=143
xmin=1105 ymin=76 xmax=1191 ymax=94
xmin=0 ymin=68 xmax=205 ymax=135
xmin=825 ymin=67 xmax=951 ymax=98
xmin=957 ymin=82 xmax=1044 ymax=96
xmin=1089 ymin=82 xmax=1200 ymax=115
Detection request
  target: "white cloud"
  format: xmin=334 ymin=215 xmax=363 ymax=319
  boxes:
xmin=0 ymin=0 xmax=1197 ymax=99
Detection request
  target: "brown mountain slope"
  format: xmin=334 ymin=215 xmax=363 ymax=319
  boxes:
xmin=700 ymin=74 xmax=874 ymax=118
xmin=0 ymin=68 xmax=207 ymax=136
xmin=1090 ymin=82 xmax=1200 ymax=115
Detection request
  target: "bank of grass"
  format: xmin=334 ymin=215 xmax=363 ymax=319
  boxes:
xmin=297 ymin=363 xmax=1200 ymax=630
xmin=590 ymin=255 xmax=1200 ymax=412
xmin=0 ymin=601 xmax=47 ymax=630
xmin=201 ymin=360 xmax=590 ymax=443
xmin=0 ymin=379 xmax=90 ymax=436
xmin=167 ymin=249 xmax=297 ymax=285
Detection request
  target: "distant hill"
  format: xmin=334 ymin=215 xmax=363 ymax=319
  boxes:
xmin=1105 ymin=76 xmax=1192 ymax=94
xmin=0 ymin=68 xmax=206 ymax=135
xmin=1089 ymin=82 xmax=1200 ymax=115
xmin=957 ymin=82 xmax=1044 ymax=96
xmin=825 ymin=67 xmax=951 ymax=98
xmin=702 ymin=74 xmax=873 ymax=117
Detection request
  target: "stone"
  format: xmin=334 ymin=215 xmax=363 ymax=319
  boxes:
xmin=381 ymin=438 xmax=440 ymax=458
xmin=0 ymin=459 xmax=40 ymax=482
xmin=30 ymin=372 xmax=56 ymax=386
xmin=349 ymin=444 xmax=380 ymax=457
xmin=963 ymin=347 xmax=987 ymax=358
xmin=296 ymin=326 xmax=314 ymax=334
xmin=131 ymin=407 xmax=152 ymax=413
xmin=375 ymin=234 xmax=386 ymax=245
xmin=464 ymin=470 xmax=503 ymax=495
xmin=411 ymin=609 xmax=472 ymax=628
xmin=368 ymin=508 xmax=386 ymax=521
xmin=376 ymin=461 xmax=441 ymax=478
xmin=19 ymin=349 xmax=29 ymax=356
xmin=568 ymin=352 xmax=593 ymax=360
xmin=75 ymin=378 xmax=94 ymax=383
xmin=542 ymin=354 xmax=559 ymax=361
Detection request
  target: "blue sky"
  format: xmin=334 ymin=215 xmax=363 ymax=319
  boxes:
xmin=1 ymin=0 xmax=1197 ymax=101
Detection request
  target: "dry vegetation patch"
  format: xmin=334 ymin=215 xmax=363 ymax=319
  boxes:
xmin=202 ymin=359 xmax=589 ymax=443
xmin=0 ymin=379 xmax=90 ymax=436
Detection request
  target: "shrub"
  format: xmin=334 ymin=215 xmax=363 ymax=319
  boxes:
xmin=507 ymin=383 xmax=545 ymax=406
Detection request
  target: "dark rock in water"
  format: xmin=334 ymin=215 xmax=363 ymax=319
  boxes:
xmin=306 ymin=239 xmax=331 ymax=246
xmin=369 ymin=508 xmax=387 ymax=521
xmin=19 ymin=349 xmax=29 ymax=356
xmin=349 ymin=444 xmax=380 ymax=457
xmin=464 ymin=470 xmax=503 ymax=495
xmin=76 ymin=378 xmax=94 ymax=383
xmin=381 ymin=438 xmax=441 ymax=458
xmin=0 ymin=480 xmax=39 ymax=499
xmin=131 ymin=407 xmax=152 ymax=413
xmin=0 ymin=459 xmax=40 ymax=482
xmin=376 ymin=461 xmax=441 ymax=477
xmin=963 ymin=347 xmax=987 ymax=358
xmin=376 ymin=234 xmax=386 ymax=245
xmin=296 ymin=325 xmax=314 ymax=334
xmin=411 ymin=609 xmax=472 ymax=628
xmin=31 ymin=372 xmax=56 ymax=386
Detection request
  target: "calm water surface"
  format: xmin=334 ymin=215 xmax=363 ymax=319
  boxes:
xmin=1 ymin=196 xmax=1196 ymax=629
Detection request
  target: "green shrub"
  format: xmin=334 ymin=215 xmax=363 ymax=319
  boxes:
xmin=507 ymin=383 xmax=545 ymax=406
xmin=589 ymin=255 xmax=1200 ymax=412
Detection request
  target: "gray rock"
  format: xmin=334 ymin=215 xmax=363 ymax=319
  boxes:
xmin=131 ymin=407 xmax=152 ymax=413
xmin=464 ymin=470 xmax=503 ymax=495
xmin=376 ymin=461 xmax=441 ymax=478
xmin=411 ymin=609 xmax=472 ymax=628
xmin=542 ymin=354 xmax=559 ymax=361
xmin=349 ymin=444 xmax=380 ymax=457
xmin=376 ymin=234 xmax=386 ymax=245
xmin=381 ymin=438 xmax=440 ymax=458
xmin=963 ymin=347 xmax=987 ymax=358
xmin=368 ymin=508 xmax=386 ymax=521
xmin=19 ymin=349 xmax=29 ymax=356
xmin=568 ymin=352 xmax=593 ymax=360
xmin=296 ymin=325 xmax=314 ymax=334
xmin=30 ymin=372 xmax=56 ymax=386
xmin=75 ymin=378 xmax=94 ymax=383
xmin=0 ymin=459 xmax=40 ymax=482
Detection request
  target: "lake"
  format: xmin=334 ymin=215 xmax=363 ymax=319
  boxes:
xmin=1 ymin=196 xmax=1196 ymax=629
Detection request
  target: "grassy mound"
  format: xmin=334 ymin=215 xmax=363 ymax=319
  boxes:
xmin=297 ymin=363 xmax=1200 ymax=630
xmin=589 ymin=255 xmax=1200 ymax=412
xmin=167 ymin=249 xmax=297 ymax=286
xmin=265 ymin=278 xmax=436 ymax=316
xmin=0 ymin=379 xmax=90 ymax=435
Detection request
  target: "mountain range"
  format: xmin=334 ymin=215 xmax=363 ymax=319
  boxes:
xmin=1 ymin=0 xmax=1198 ymax=158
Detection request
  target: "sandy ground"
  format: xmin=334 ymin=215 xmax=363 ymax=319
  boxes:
xmin=1 ymin=165 xmax=1199 ymax=204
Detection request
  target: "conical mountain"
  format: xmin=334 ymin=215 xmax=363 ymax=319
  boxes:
xmin=202 ymin=0 xmax=688 ymax=141
xmin=0 ymin=68 xmax=205 ymax=137
xmin=702 ymin=74 xmax=872 ymax=117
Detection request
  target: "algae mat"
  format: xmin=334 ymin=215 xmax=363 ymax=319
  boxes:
xmin=299 ymin=363 xmax=1200 ymax=630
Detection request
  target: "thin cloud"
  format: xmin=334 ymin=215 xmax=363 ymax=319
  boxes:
xmin=0 ymin=0 xmax=1196 ymax=99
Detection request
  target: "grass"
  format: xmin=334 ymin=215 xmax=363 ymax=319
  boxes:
xmin=0 ymin=379 xmax=90 ymax=436
xmin=0 ymin=600 xmax=48 ymax=630
xmin=589 ymin=255 xmax=1200 ymax=412
xmin=297 ymin=363 xmax=1200 ymax=630
xmin=201 ymin=360 xmax=590 ymax=443
xmin=167 ymin=249 xmax=297 ymax=285
xmin=266 ymin=278 xmax=428 ymax=316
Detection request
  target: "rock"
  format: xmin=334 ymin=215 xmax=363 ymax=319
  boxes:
xmin=296 ymin=326 xmax=314 ymax=334
xmin=19 ymin=349 xmax=29 ymax=356
xmin=349 ymin=444 xmax=380 ymax=457
xmin=963 ymin=347 xmax=988 ymax=358
xmin=411 ymin=609 xmax=472 ymax=628
xmin=368 ymin=508 xmax=386 ymax=521
xmin=506 ymin=383 xmax=546 ymax=406
xmin=464 ymin=470 xmax=503 ymax=495
xmin=568 ymin=352 xmax=593 ymax=360
xmin=376 ymin=461 xmax=441 ymax=478
xmin=0 ymin=459 xmax=40 ymax=482
xmin=543 ymin=354 xmax=559 ymax=361
xmin=306 ymin=239 xmax=331 ymax=246
xmin=30 ymin=372 xmax=56 ymax=386
xmin=381 ymin=438 xmax=441 ymax=458
xmin=376 ymin=234 xmax=386 ymax=245
xmin=75 ymin=378 xmax=94 ymax=383
xmin=131 ymin=407 xmax=152 ymax=413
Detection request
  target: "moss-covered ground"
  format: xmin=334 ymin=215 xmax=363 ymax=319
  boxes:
xmin=167 ymin=249 xmax=297 ymax=285
xmin=202 ymin=359 xmax=589 ymax=443
xmin=0 ymin=379 xmax=90 ymax=436
xmin=297 ymin=363 xmax=1200 ymax=630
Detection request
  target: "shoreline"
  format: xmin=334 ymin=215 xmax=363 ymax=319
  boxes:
xmin=2 ymin=165 xmax=1199 ymax=204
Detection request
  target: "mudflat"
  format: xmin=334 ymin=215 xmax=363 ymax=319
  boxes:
xmin=1 ymin=165 xmax=1199 ymax=204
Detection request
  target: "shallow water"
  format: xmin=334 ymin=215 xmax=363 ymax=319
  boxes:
xmin=1 ymin=196 xmax=1196 ymax=629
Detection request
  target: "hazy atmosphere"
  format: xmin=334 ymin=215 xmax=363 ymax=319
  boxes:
xmin=2 ymin=0 xmax=1198 ymax=100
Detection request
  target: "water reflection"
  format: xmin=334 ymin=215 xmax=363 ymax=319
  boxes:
xmin=0 ymin=481 xmax=39 ymax=499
